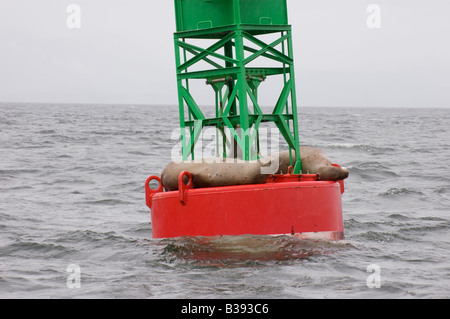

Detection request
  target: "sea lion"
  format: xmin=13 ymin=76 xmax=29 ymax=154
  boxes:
xmin=161 ymin=146 xmax=348 ymax=191
xmin=161 ymin=159 xmax=270 ymax=191
xmin=271 ymin=147 xmax=349 ymax=181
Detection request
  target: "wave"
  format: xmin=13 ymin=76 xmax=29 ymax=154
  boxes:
xmin=351 ymin=230 xmax=411 ymax=243
xmin=52 ymin=229 xmax=141 ymax=245
xmin=347 ymin=166 xmax=399 ymax=182
xmin=79 ymin=199 xmax=133 ymax=206
xmin=1 ymin=240 xmax=76 ymax=259
xmin=0 ymin=169 xmax=40 ymax=175
xmin=36 ymin=129 xmax=57 ymax=134
xmin=321 ymin=143 xmax=396 ymax=153
xmin=378 ymin=188 xmax=425 ymax=197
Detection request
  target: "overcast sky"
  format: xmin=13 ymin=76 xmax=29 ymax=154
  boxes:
xmin=0 ymin=0 xmax=449 ymax=108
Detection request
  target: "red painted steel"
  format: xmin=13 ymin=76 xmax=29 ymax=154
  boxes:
xmin=145 ymin=169 xmax=345 ymax=240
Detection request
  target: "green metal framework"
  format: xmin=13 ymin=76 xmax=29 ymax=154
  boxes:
xmin=173 ymin=0 xmax=302 ymax=173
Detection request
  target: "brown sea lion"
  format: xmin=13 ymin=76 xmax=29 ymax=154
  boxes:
xmin=161 ymin=146 xmax=348 ymax=191
xmin=161 ymin=159 xmax=269 ymax=191
xmin=271 ymin=146 xmax=349 ymax=181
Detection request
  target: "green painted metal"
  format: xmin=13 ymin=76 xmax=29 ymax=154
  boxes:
xmin=175 ymin=0 xmax=288 ymax=32
xmin=173 ymin=0 xmax=302 ymax=173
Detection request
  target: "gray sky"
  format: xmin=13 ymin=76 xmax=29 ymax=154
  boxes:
xmin=0 ymin=0 xmax=449 ymax=107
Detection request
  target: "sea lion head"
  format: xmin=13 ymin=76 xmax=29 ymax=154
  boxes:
xmin=318 ymin=165 xmax=349 ymax=181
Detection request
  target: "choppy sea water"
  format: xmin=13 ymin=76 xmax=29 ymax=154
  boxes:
xmin=0 ymin=103 xmax=449 ymax=299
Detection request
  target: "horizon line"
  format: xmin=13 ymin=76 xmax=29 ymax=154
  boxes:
xmin=0 ymin=101 xmax=448 ymax=110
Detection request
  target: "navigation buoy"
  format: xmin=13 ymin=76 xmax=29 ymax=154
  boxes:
xmin=145 ymin=0 xmax=347 ymax=240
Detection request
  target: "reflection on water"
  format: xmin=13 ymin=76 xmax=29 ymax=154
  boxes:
xmin=156 ymin=235 xmax=355 ymax=267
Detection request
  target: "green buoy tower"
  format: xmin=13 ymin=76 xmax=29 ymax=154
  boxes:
xmin=173 ymin=0 xmax=302 ymax=173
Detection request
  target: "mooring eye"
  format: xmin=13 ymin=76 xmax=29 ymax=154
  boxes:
xmin=182 ymin=175 xmax=190 ymax=186
xmin=148 ymin=178 xmax=161 ymax=190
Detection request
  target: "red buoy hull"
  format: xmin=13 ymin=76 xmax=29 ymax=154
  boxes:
xmin=146 ymin=173 xmax=344 ymax=240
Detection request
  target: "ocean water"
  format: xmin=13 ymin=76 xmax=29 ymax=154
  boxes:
xmin=1 ymin=102 xmax=449 ymax=299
